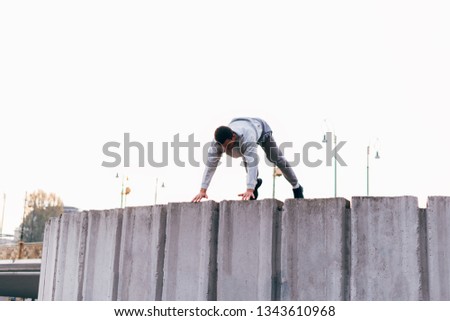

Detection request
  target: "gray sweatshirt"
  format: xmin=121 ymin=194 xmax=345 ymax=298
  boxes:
xmin=201 ymin=117 xmax=272 ymax=190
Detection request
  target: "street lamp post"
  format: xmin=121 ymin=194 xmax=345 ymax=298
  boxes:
xmin=120 ymin=175 xmax=125 ymax=208
xmin=154 ymin=178 xmax=158 ymax=205
xmin=366 ymin=140 xmax=381 ymax=196
xmin=116 ymin=173 xmax=125 ymax=208
xmin=272 ymin=165 xmax=282 ymax=199
xmin=154 ymin=178 xmax=165 ymax=205
xmin=322 ymin=128 xmax=337 ymax=197
xmin=116 ymin=173 xmax=130 ymax=208
xmin=366 ymin=146 xmax=370 ymax=196
xmin=124 ymin=185 xmax=131 ymax=208
xmin=334 ymin=134 xmax=337 ymax=198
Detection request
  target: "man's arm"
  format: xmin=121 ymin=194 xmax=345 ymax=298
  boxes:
xmin=192 ymin=141 xmax=222 ymax=203
xmin=235 ymin=141 xmax=259 ymax=200
xmin=242 ymin=142 xmax=259 ymax=191
xmin=192 ymin=188 xmax=208 ymax=203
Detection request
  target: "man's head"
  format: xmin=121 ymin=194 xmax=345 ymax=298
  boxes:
xmin=215 ymin=126 xmax=237 ymax=152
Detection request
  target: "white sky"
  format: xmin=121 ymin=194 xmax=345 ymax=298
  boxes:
xmin=1 ymin=1 xmax=449 ymax=234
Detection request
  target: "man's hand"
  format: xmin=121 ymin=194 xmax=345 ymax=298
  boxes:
xmin=238 ymin=189 xmax=255 ymax=201
xmin=192 ymin=188 xmax=208 ymax=203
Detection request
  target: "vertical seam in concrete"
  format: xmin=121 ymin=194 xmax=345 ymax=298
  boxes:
xmin=155 ymin=205 xmax=167 ymax=301
xmin=291 ymin=201 xmax=299 ymax=300
xmin=77 ymin=212 xmax=88 ymax=301
xmin=50 ymin=216 xmax=61 ymax=301
xmin=358 ymin=198 xmax=370 ymax=300
xmin=419 ymin=208 xmax=430 ymax=300
xmin=434 ymin=199 xmax=450 ymax=300
xmin=112 ymin=210 xmax=123 ymax=301
xmin=127 ymin=209 xmax=135 ymax=300
xmin=271 ymin=202 xmax=282 ymax=301
xmin=257 ymin=203 xmax=264 ymax=299
xmin=342 ymin=204 xmax=351 ymax=301
xmin=123 ymin=208 xmax=135 ymax=300
xmin=323 ymin=201 xmax=329 ymax=299
xmin=199 ymin=204 xmax=208 ymax=299
xmin=222 ymin=201 xmax=233 ymax=276
xmin=441 ymin=200 xmax=450 ymax=299
xmin=84 ymin=213 xmax=95 ymax=300
xmin=55 ymin=215 xmax=69 ymax=300
xmin=207 ymin=202 xmax=219 ymax=301
xmin=164 ymin=203 xmax=181 ymax=300
xmin=38 ymin=221 xmax=51 ymax=300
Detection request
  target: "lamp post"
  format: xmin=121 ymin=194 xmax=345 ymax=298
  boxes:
xmin=272 ymin=165 xmax=283 ymax=199
xmin=334 ymin=134 xmax=337 ymax=198
xmin=124 ymin=184 xmax=131 ymax=208
xmin=366 ymin=139 xmax=381 ymax=196
xmin=322 ymin=119 xmax=337 ymax=197
xmin=116 ymin=173 xmax=130 ymax=208
xmin=116 ymin=173 xmax=124 ymax=208
xmin=154 ymin=178 xmax=165 ymax=205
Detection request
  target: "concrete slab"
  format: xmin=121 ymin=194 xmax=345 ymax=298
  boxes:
xmin=162 ymin=201 xmax=219 ymax=300
xmin=38 ymin=197 xmax=450 ymax=301
xmin=117 ymin=205 xmax=167 ymax=301
xmin=281 ymin=198 xmax=350 ymax=301
xmin=81 ymin=208 xmax=123 ymax=300
xmin=53 ymin=211 xmax=88 ymax=300
xmin=38 ymin=216 xmax=60 ymax=300
xmin=217 ymin=199 xmax=283 ymax=301
xmin=351 ymin=197 xmax=426 ymax=300
xmin=426 ymin=196 xmax=450 ymax=300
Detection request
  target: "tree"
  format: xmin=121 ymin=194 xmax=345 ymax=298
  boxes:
xmin=19 ymin=190 xmax=64 ymax=242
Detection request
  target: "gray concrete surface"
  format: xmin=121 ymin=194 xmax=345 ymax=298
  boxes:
xmin=37 ymin=197 xmax=450 ymax=301
xmin=281 ymin=198 xmax=350 ymax=300
xmin=217 ymin=199 xmax=283 ymax=301
xmin=426 ymin=196 xmax=450 ymax=300
xmin=81 ymin=208 xmax=123 ymax=300
xmin=38 ymin=217 xmax=60 ymax=300
xmin=350 ymin=196 xmax=426 ymax=300
xmin=117 ymin=205 xmax=167 ymax=300
xmin=162 ymin=201 xmax=219 ymax=300
xmin=53 ymin=211 xmax=88 ymax=300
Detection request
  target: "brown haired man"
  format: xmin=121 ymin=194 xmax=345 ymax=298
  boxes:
xmin=192 ymin=117 xmax=304 ymax=202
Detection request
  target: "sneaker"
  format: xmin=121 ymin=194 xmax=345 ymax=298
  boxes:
xmin=251 ymin=178 xmax=263 ymax=200
xmin=293 ymin=185 xmax=304 ymax=199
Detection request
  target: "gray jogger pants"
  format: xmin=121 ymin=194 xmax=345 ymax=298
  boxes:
xmin=243 ymin=133 xmax=299 ymax=188
xmin=260 ymin=134 xmax=299 ymax=188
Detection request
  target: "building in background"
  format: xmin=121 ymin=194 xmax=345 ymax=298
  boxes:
xmin=63 ymin=206 xmax=79 ymax=215
xmin=0 ymin=234 xmax=15 ymax=245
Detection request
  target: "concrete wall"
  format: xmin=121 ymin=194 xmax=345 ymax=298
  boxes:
xmin=351 ymin=197 xmax=426 ymax=300
xmin=38 ymin=217 xmax=60 ymax=300
xmin=82 ymin=208 xmax=123 ymax=300
xmin=281 ymin=198 xmax=350 ymax=301
xmin=426 ymin=197 xmax=450 ymax=300
xmin=217 ymin=199 xmax=282 ymax=300
xmin=162 ymin=201 xmax=219 ymax=300
xmin=38 ymin=197 xmax=450 ymax=301
xmin=117 ymin=205 xmax=167 ymax=301
xmin=54 ymin=211 xmax=88 ymax=300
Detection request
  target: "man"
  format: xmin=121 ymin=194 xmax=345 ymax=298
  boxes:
xmin=192 ymin=117 xmax=304 ymax=202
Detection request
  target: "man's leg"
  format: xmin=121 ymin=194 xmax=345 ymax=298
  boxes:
xmin=260 ymin=134 xmax=304 ymax=198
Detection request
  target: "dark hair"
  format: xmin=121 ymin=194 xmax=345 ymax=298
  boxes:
xmin=214 ymin=126 xmax=233 ymax=144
